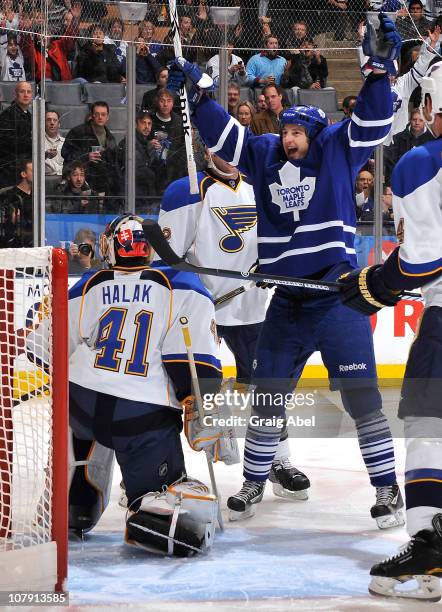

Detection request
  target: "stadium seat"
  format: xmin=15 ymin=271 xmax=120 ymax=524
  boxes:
xmin=45 ymin=174 xmax=62 ymax=195
xmin=297 ymin=88 xmax=339 ymax=114
xmin=45 ymin=82 xmax=84 ymax=105
xmin=52 ymin=105 xmax=89 ymax=129
xmin=107 ymin=107 xmax=128 ymax=131
xmin=240 ymin=87 xmax=254 ymax=103
xmin=0 ymin=81 xmax=35 ymax=103
xmin=83 ymin=83 xmax=126 ymax=106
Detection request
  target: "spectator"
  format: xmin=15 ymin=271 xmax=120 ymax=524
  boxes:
xmin=162 ymin=14 xmax=198 ymax=64
xmin=0 ymin=81 xmax=32 ymax=187
xmin=75 ymin=24 xmax=125 ymax=83
xmin=0 ymin=0 xmax=19 ymax=47
xmin=51 ymin=162 xmax=101 ymax=213
xmin=122 ymin=37 xmax=162 ymax=85
xmin=140 ymin=66 xmax=181 ymax=114
xmin=206 ymin=42 xmax=247 ymax=85
xmin=61 ymin=101 xmax=120 ymax=200
xmin=250 ymin=83 xmax=285 ymax=135
xmin=117 ymin=110 xmax=158 ymax=212
xmin=301 ymin=41 xmax=328 ymax=88
xmin=325 ymin=0 xmax=348 ymax=41
xmin=67 ymin=228 xmax=101 ymax=275
xmin=285 ymin=20 xmax=310 ymax=51
xmin=46 ymin=0 xmax=70 ymax=36
xmin=138 ymin=20 xmax=163 ymax=57
xmin=0 ymin=33 xmax=25 ymax=82
xmin=355 ymin=169 xmax=374 ymax=217
xmin=256 ymin=92 xmax=267 ymax=112
xmin=45 ymin=110 xmax=64 ymax=176
xmin=396 ymin=0 xmax=432 ymax=40
xmin=0 ymin=159 xmax=32 ymax=248
xmin=384 ymin=108 xmax=434 ymax=183
xmin=227 ymin=82 xmax=241 ymax=117
xmin=281 ymin=51 xmax=316 ymax=89
xmin=237 ymin=101 xmax=256 ymax=128
xmin=342 ymin=94 xmax=357 ymax=118
xmin=20 ymin=2 xmax=81 ymax=82
xmin=150 ymin=89 xmax=186 ymax=192
xmin=104 ymin=17 xmax=127 ymax=64
xmin=246 ymin=35 xmax=287 ymax=87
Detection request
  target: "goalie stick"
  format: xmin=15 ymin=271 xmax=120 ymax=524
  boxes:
xmin=180 ymin=316 xmax=224 ymax=532
xmin=168 ymin=0 xmax=199 ymax=194
xmin=143 ymin=220 xmax=421 ymax=298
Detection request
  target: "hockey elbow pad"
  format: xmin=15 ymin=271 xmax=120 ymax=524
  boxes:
xmin=339 ymin=265 xmax=401 ymax=316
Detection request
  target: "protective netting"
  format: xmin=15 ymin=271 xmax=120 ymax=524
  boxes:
xmin=0 ymin=247 xmax=53 ymax=551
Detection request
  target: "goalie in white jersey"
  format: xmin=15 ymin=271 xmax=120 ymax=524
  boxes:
xmin=67 ymin=214 xmax=223 ymax=556
xmin=340 ymin=62 xmax=442 ymax=601
xmin=158 ymin=150 xmax=311 ymax=504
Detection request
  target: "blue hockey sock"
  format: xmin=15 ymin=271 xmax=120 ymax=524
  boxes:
xmin=243 ymin=421 xmax=282 ymax=482
xmin=355 ymin=410 xmax=396 ymax=487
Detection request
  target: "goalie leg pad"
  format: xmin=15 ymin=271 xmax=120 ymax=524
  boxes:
xmin=69 ymin=433 xmax=115 ymax=534
xmin=126 ymin=479 xmax=218 ymax=556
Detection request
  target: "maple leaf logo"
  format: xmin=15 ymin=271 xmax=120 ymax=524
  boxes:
xmin=269 ymin=162 xmax=316 ymax=221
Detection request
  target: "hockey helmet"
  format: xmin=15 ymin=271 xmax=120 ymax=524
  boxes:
xmin=419 ymin=61 xmax=442 ymax=128
xmin=100 ymin=214 xmax=150 ymax=266
xmin=280 ymin=105 xmax=328 ymax=141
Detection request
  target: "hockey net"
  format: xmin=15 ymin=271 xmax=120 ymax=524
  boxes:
xmin=0 ymin=247 xmax=68 ymax=592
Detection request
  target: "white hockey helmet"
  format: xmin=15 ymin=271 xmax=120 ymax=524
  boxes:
xmin=419 ymin=61 xmax=442 ymax=128
xmin=99 ymin=214 xmax=151 ymax=267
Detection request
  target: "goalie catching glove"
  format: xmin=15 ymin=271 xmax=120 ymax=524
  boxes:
xmin=338 ymin=265 xmax=401 ymax=316
xmin=182 ymin=395 xmax=240 ymax=465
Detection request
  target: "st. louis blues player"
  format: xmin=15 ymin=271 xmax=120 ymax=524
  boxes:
xmin=341 ymin=62 xmax=442 ymax=602
xmin=167 ymin=13 xmax=404 ymax=527
xmin=157 ymin=149 xmax=310 ymax=501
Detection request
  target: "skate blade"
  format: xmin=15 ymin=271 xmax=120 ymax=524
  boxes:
xmin=369 ymin=575 xmax=441 ymax=602
xmin=272 ymin=483 xmax=309 ymax=501
xmin=228 ymin=505 xmax=256 ymax=522
xmin=375 ymin=509 xmax=405 ymax=530
xmin=118 ymin=493 xmax=128 ymax=509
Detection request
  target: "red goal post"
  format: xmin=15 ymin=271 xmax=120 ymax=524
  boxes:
xmin=0 ymin=247 xmax=68 ymax=592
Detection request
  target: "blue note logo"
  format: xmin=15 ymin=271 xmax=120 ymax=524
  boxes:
xmin=212 ymin=205 xmax=257 ymax=252
xmin=270 ymin=162 xmax=316 ymax=221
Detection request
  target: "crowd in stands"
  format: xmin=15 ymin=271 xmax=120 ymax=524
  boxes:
xmin=0 ymin=0 xmax=441 ymax=266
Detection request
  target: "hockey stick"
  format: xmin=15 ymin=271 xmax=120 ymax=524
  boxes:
xmin=168 ymin=0 xmax=199 ymax=195
xmin=180 ymin=316 xmax=225 ymax=532
xmin=144 ymin=220 xmax=422 ymax=299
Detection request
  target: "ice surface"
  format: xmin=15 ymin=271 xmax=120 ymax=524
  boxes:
xmin=66 ymin=429 xmax=427 ymax=611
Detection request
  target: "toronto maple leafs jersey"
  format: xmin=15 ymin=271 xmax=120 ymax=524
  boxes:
xmin=68 ymin=265 xmax=222 ymax=407
xmin=192 ymin=75 xmax=393 ymax=278
xmin=158 ymin=170 xmax=268 ymax=326
xmin=382 ymin=140 xmax=442 ymax=307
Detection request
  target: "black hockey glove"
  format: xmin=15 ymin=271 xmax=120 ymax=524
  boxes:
xmin=338 ymin=265 xmax=401 ymax=316
xmin=249 ymin=260 xmax=274 ymax=289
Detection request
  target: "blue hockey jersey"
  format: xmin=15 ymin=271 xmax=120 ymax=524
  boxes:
xmin=193 ymin=75 xmax=393 ymax=278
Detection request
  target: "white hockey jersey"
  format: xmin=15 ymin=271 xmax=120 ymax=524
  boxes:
xmin=390 ymin=139 xmax=442 ymax=306
xmin=158 ymin=171 xmax=268 ymax=326
xmin=68 ymin=265 xmax=222 ymax=407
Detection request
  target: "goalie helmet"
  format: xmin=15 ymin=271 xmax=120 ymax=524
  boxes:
xmin=280 ymin=105 xmax=328 ymax=141
xmin=419 ymin=61 xmax=442 ymax=128
xmin=99 ymin=214 xmax=151 ymax=267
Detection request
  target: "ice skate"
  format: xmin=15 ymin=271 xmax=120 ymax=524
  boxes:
xmin=269 ymin=458 xmax=310 ymax=500
xmin=118 ymin=480 xmax=128 ymax=508
xmin=369 ymin=514 xmax=442 ymax=602
xmin=370 ymin=483 xmax=405 ymax=529
xmin=227 ymin=480 xmax=264 ymax=521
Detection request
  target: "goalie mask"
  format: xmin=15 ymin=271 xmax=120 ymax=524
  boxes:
xmin=100 ymin=214 xmax=151 ymax=267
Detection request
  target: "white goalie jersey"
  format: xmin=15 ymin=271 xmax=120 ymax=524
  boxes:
xmin=158 ymin=171 xmax=268 ymax=326
xmin=68 ymin=265 xmax=222 ymax=407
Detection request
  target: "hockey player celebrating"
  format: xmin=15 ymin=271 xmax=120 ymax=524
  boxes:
xmin=340 ymin=63 xmax=442 ymax=602
xmin=167 ymin=14 xmax=404 ymax=526
xmin=157 ymin=148 xmax=310 ymax=502
xmin=67 ymin=214 xmax=223 ymax=556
